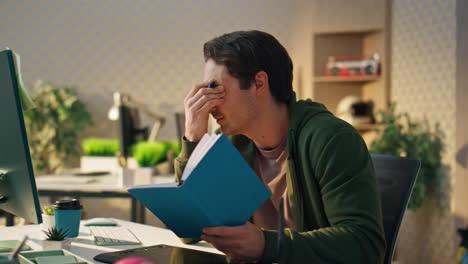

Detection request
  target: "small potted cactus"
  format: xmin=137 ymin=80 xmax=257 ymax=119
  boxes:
xmin=41 ymin=205 xmax=55 ymax=231
xmin=41 ymin=227 xmax=71 ymax=250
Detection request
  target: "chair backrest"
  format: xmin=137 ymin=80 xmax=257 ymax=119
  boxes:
xmin=370 ymin=153 xmax=420 ymax=264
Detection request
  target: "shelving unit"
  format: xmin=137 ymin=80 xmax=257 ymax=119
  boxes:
xmin=312 ymin=28 xmax=389 ymax=144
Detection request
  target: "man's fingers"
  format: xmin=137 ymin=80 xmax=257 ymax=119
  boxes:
xmin=188 ymin=97 xmax=224 ymax=116
xmin=197 ymin=98 xmax=224 ymax=114
xmin=185 ymin=80 xmax=212 ymax=100
xmin=201 ymin=235 xmax=242 ymax=253
xmin=187 ymin=88 xmax=225 ymax=109
xmin=201 ymin=234 xmax=221 ymax=244
xmin=203 ymin=226 xmax=224 ymax=236
xmin=202 ymin=235 xmax=232 ymax=252
xmin=187 ymin=86 xmax=224 ymax=107
xmin=203 ymin=226 xmax=239 ymax=237
xmin=202 ymin=223 xmax=265 ymax=262
xmin=185 ymin=80 xmax=221 ymax=101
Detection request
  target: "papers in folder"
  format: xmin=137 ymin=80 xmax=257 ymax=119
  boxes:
xmin=128 ymin=134 xmax=271 ymax=238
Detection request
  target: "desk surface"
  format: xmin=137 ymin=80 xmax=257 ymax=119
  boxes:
xmin=36 ymin=173 xmax=175 ymax=193
xmin=0 ymin=218 xmax=222 ymax=263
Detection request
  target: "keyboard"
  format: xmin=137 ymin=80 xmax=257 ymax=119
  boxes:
xmin=89 ymin=226 xmax=142 ymax=246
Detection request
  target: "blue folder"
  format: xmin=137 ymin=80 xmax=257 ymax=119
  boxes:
xmin=128 ymin=134 xmax=271 ymax=238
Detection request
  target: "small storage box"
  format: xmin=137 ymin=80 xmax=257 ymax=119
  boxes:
xmin=18 ymin=249 xmax=91 ymax=264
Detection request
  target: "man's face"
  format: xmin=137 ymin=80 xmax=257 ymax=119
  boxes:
xmin=204 ymin=59 xmax=258 ymax=136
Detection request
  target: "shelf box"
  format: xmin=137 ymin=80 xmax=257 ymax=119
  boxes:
xmin=314 ymin=76 xmax=380 ymax=83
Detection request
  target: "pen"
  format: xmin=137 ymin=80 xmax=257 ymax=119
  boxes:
xmin=207 ymin=81 xmax=216 ymax=88
xmin=277 ymin=197 xmax=285 ymax=264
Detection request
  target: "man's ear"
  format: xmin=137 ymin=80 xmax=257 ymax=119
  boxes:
xmin=254 ymin=71 xmax=269 ymax=96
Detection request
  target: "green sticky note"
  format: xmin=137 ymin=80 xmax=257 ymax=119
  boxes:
xmin=0 ymin=240 xmax=31 ymax=253
xmin=35 ymin=255 xmax=77 ymax=264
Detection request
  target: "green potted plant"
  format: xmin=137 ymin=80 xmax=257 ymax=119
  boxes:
xmin=82 ymin=138 xmax=119 ymax=157
xmin=80 ymin=138 xmax=121 ymax=172
xmin=41 ymin=206 xmax=55 ymax=231
xmin=370 ymin=103 xmax=445 ymax=210
xmin=41 ymin=227 xmax=71 ymax=250
xmin=23 ymin=80 xmax=93 ymax=174
xmin=128 ymin=141 xmax=167 ymax=185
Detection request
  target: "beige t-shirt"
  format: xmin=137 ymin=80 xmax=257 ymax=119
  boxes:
xmin=252 ymin=139 xmax=295 ymax=230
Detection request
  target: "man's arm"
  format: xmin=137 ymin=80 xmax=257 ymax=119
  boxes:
xmin=174 ymin=80 xmax=225 ymax=243
xmin=173 ymin=138 xmax=203 ymax=244
xmin=260 ymin=130 xmax=386 ymax=263
xmin=174 ymin=138 xmax=199 ymax=182
xmin=175 ymin=79 xmax=225 ymax=181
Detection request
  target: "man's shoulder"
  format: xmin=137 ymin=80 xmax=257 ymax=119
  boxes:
xmin=291 ymin=100 xmax=361 ymax=150
xmin=292 ymin=100 xmax=357 ymax=136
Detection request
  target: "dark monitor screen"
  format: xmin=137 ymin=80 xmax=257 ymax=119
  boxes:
xmin=0 ymin=49 xmax=42 ymax=224
xmin=118 ymin=105 xmax=148 ymax=158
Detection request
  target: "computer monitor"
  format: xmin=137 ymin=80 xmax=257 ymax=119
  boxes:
xmin=0 ymin=49 xmax=42 ymax=224
xmin=118 ymin=104 xmax=148 ymax=159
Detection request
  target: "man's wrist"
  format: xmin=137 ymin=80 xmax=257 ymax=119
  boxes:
xmin=183 ymin=135 xmax=199 ymax=143
xmin=177 ymin=137 xmax=200 ymax=161
xmin=184 ymin=133 xmax=203 ymax=142
xmin=253 ymin=228 xmax=266 ymax=263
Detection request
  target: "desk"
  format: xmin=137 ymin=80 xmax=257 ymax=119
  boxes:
xmin=0 ymin=218 xmax=222 ymax=263
xmin=34 ymin=174 xmax=175 ymax=225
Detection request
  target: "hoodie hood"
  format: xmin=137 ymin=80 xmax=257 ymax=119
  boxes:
xmin=287 ymin=91 xmax=331 ymax=132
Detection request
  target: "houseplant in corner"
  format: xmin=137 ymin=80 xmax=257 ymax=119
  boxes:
xmin=23 ymin=80 xmax=93 ymax=174
xmin=370 ymin=103 xmax=445 ymax=210
xmin=41 ymin=227 xmax=71 ymax=250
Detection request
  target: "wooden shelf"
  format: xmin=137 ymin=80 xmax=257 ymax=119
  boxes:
xmin=354 ymin=124 xmax=380 ymax=132
xmin=314 ymin=28 xmax=383 ymax=36
xmin=314 ymin=76 xmax=381 ymax=83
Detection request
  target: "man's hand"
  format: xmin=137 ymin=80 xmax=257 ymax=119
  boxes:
xmin=184 ymin=80 xmax=225 ymax=141
xmin=201 ymin=222 xmax=265 ymax=262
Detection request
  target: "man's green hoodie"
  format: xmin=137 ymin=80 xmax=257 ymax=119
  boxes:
xmin=174 ymin=93 xmax=386 ymax=263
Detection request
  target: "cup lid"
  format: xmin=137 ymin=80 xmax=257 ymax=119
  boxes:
xmin=53 ymin=199 xmax=82 ymax=210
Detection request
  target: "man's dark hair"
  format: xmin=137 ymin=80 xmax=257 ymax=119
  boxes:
xmin=203 ymin=30 xmax=293 ymax=104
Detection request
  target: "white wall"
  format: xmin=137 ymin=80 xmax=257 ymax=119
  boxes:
xmin=392 ymin=0 xmax=457 ymax=263
xmin=454 ymin=0 xmax=468 ymax=229
xmin=0 ymin=0 xmax=294 ymax=140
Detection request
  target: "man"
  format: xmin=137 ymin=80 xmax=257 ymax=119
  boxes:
xmin=175 ymin=30 xmax=386 ymax=263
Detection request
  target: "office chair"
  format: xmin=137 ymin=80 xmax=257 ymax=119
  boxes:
xmin=371 ymin=153 xmax=421 ymax=264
